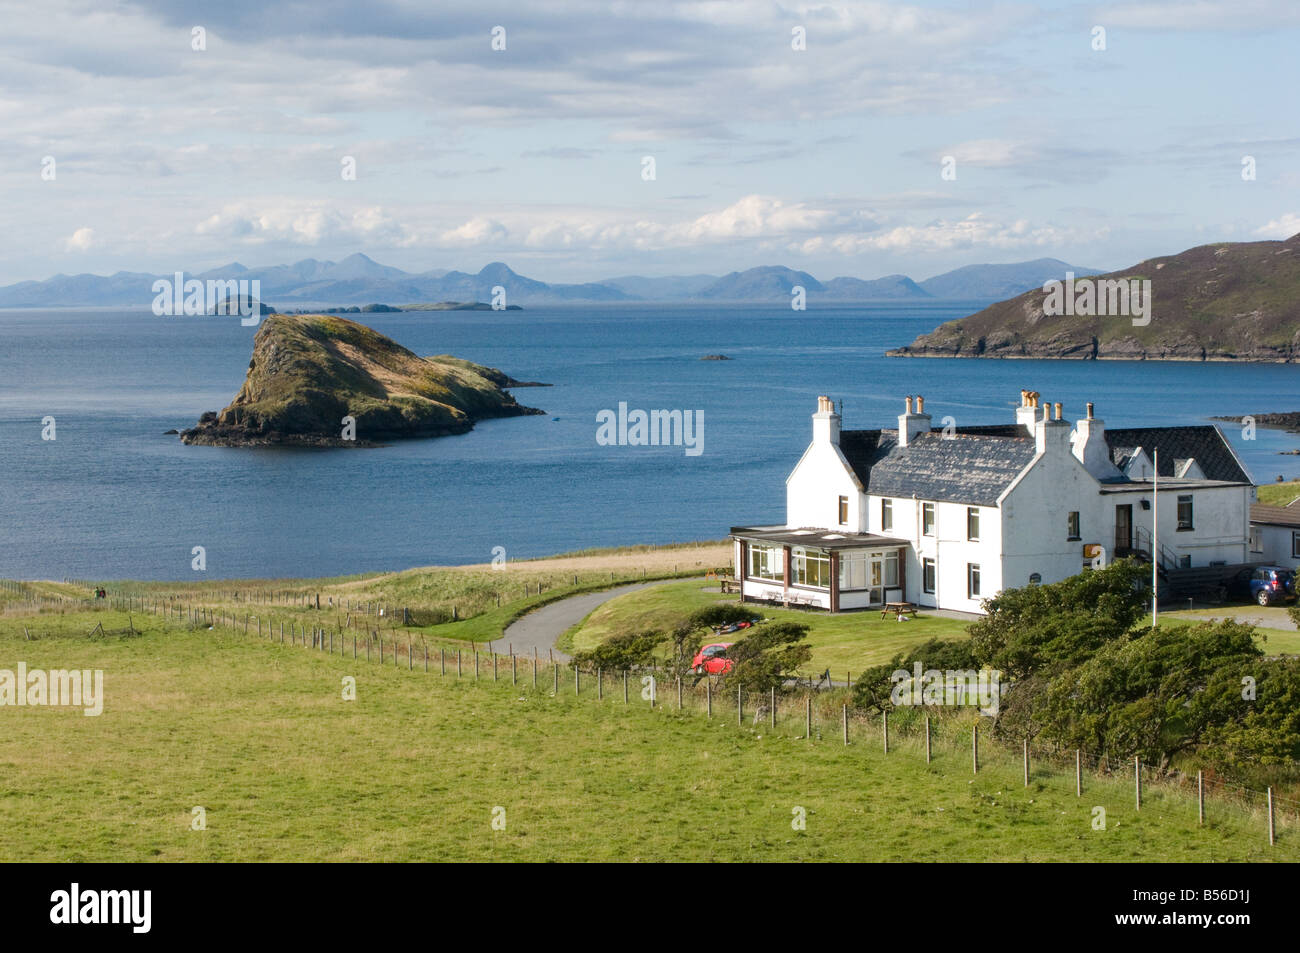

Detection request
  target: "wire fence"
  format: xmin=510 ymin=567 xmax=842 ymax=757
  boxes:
xmin=8 ymin=594 xmax=1297 ymax=853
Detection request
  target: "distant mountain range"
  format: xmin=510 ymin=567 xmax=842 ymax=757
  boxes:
xmin=0 ymin=253 xmax=1099 ymax=308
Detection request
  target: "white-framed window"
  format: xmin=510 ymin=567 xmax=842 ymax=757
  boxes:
xmin=967 ymin=563 xmax=981 ymax=599
xmin=1177 ymin=494 xmax=1194 ymax=531
xmin=922 ymin=557 xmax=936 ymax=594
xmin=792 ymin=548 xmax=831 ymax=588
xmin=838 ymin=550 xmax=899 ymax=596
xmin=748 ymin=543 xmax=783 ymax=581
xmin=1067 ymin=511 xmax=1080 ymax=541
xmin=922 ymin=503 xmax=935 ymax=536
xmin=1249 ymin=526 xmax=1262 ymax=553
xmin=1292 ymin=532 xmax=1300 ymax=560
xmin=967 ymin=507 xmax=980 ymax=541
xmin=838 ymin=495 xmax=849 ymax=526
xmin=881 ymin=498 xmax=893 ymax=532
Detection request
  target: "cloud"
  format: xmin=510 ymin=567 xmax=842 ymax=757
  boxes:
xmin=1096 ymin=0 xmax=1300 ymax=31
xmin=440 ymin=217 xmax=509 ymax=245
xmin=1255 ymin=213 xmax=1300 ymax=239
xmin=64 ymin=227 xmax=95 ymax=251
xmin=194 ymin=204 xmax=414 ymax=246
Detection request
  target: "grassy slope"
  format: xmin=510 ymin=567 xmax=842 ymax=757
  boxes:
xmin=34 ymin=542 xmax=733 ymax=645
xmin=563 ymin=579 xmax=973 ymax=674
xmin=893 ymin=233 xmax=1300 ymax=358
xmin=1257 ymin=480 xmax=1300 ymax=506
xmin=0 ymin=614 xmax=1291 ymax=861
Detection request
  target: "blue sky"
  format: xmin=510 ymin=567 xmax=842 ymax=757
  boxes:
xmin=1 ymin=0 xmax=1297 ymax=285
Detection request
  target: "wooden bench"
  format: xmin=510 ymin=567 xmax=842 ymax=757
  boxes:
xmin=881 ymin=601 xmax=918 ymax=621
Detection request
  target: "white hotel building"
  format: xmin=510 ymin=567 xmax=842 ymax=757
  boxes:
xmin=731 ymin=391 xmax=1254 ymax=614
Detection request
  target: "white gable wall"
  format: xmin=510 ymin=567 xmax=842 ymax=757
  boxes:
xmin=999 ymin=443 xmax=1102 ymax=591
xmin=786 ymin=441 xmax=862 ymax=531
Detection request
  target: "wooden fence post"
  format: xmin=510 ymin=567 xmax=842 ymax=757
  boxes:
xmin=972 ymin=723 xmax=979 ymax=774
xmin=493 ymin=653 xmax=498 ymax=681
xmin=707 ymin=680 xmax=712 ymax=718
xmin=457 ymin=650 xmax=462 ymax=678
xmin=677 ymin=676 xmax=682 ymax=709
xmin=769 ymin=686 xmax=775 ymax=728
xmin=925 ymin=715 xmax=931 ymax=764
xmin=574 ymin=665 xmax=579 ymax=695
xmin=1198 ymin=770 xmax=1204 ymax=825
xmin=882 ymin=710 xmax=888 ymax=754
xmin=1135 ymin=756 xmax=1142 ymax=811
xmin=1023 ymin=739 xmax=1030 ymax=786
xmin=597 ymin=667 xmax=603 ymax=700
xmin=512 ymin=653 xmax=517 ymax=684
xmin=1268 ymin=787 xmax=1276 ymax=846
xmin=1076 ymin=750 xmax=1082 ymax=797
xmin=842 ymin=704 xmax=848 ymax=745
xmin=553 ymin=662 xmax=559 ymax=694
xmin=737 ymin=686 xmax=742 ymax=725
xmin=805 ymin=696 xmax=811 ymax=739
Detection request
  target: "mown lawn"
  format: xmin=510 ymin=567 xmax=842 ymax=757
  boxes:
xmin=563 ymin=579 xmax=974 ymax=675
xmin=0 ymin=612 xmax=1292 ymax=861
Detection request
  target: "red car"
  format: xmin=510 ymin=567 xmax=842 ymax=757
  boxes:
xmin=692 ymin=642 xmax=733 ymax=676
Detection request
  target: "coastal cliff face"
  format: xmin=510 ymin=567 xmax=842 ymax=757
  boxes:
xmin=180 ymin=313 xmax=543 ymax=446
xmin=888 ymin=232 xmax=1300 ymax=362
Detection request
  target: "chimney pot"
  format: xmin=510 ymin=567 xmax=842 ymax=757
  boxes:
xmin=1086 ymin=402 xmax=1094 ymax=420
xmin=1054 ymin=402 xmax=1062 ymax=421
xmin=905 ymin=395 xmax=913 ymax=414
xmin=916 ymin=395 xmax=925 ymax=414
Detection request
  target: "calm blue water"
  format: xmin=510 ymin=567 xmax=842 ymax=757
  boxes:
xmin=2 ymin=303 xmax=1299 ymax=580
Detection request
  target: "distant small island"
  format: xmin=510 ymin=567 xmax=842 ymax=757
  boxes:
xmin=285 ymin=301 xmax=523 ymax=315
xmin=700 ymin=354 xmax=731 ymax=361
xmin=180 ymin=313 xmax=544 ymax=448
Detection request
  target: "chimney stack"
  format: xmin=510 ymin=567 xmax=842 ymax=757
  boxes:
xmin=1015 ymin=388 xmax=1040 ymax=432
xmin=898 ymin=393 xmax=931 ymax=448
xmin=1036 ymin=397 xmax=1070 ymax=453
xmin=1072 ymin=401 xmax=1122 ymax=478
xmin=1053 ymin=402 xmax=1063 ymax=421
xmin=812 ymin=394 xmax=841 ymax=446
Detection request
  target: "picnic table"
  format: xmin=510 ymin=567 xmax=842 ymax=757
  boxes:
xmin=881 ymin=601 xmax=917 ymax=621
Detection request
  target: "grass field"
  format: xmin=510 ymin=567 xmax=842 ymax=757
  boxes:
xmin=4 ymin=542 xmax=733 ymax=650
xmin=0 ymin=610 xmax=1293 ymax=861
xmin=1256 ymin=480 xmax=1300 ymax=507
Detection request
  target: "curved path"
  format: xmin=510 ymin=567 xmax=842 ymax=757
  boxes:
xmin=497 ymin=580 xmax=675 ymax=661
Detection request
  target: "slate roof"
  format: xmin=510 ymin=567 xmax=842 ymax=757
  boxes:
xmin=838 ymin=427 xmax=1037 ymax=507
xmin=1102 ymin=426 xmax=1251 ymax=484
xmin=1250 ymin=503 xmax=1300 ymax=528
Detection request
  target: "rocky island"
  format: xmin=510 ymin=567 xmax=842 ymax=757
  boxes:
xmin=888 ymin=232 xmax=1300 ymax=362
xmin=180 ymin=313 xmax=544 ymax=447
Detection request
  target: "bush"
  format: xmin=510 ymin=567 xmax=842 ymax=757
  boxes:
xmin=570 ymin=629 xmax=667 ymax=671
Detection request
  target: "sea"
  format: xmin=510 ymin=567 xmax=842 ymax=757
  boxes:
xmin=2 ymin=303 xmax=1298 ymax=581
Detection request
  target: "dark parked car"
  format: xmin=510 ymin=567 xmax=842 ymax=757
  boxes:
xmin=1226 ymin=566 xmax=1296 ymax=605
